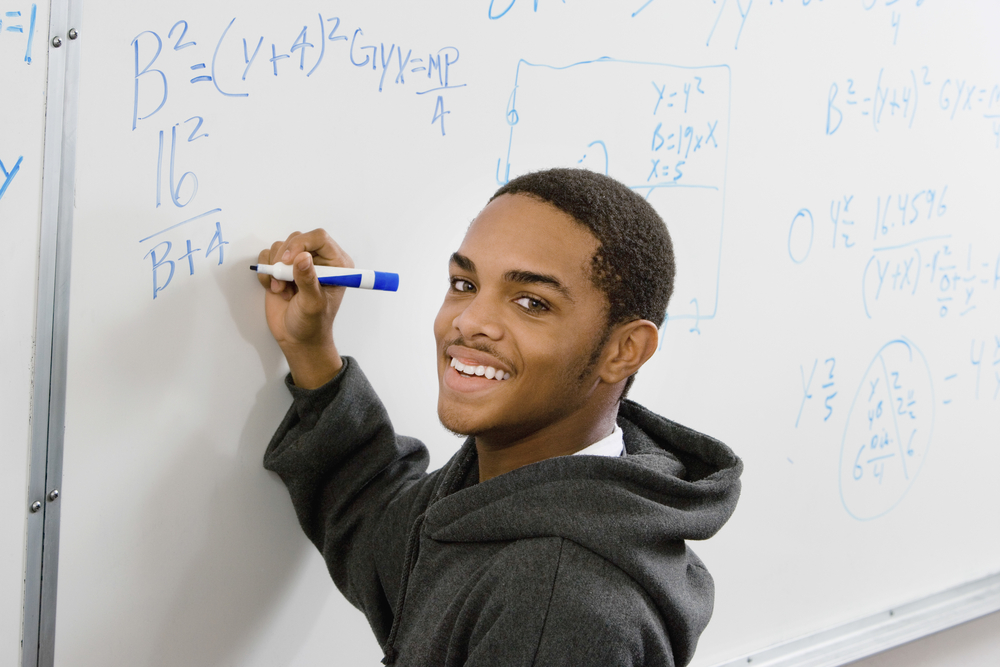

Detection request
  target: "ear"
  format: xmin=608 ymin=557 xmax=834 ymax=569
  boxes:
xmin=597 ymin=319 xmax=659 ymax=385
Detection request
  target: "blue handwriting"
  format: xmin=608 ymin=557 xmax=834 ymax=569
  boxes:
xmin=0 ymin=154 xmax=23 ymax=201
xmin=828 ymin=66 xmax=1000 ymax=146
xmin=796 ymin=356 xmax=838 ymax=427
xmin=1 ymin=4 xmax=36 ymax=64
xmin=499 ymin=58 xmax=731 ymax=331
xmin=131 ymin=14 xmax=464 ymax=134
xmin=839 ymin=337 xmax=934 ymax=520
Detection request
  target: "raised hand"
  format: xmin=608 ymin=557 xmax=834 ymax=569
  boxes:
xmin=257 ymin=229 xmax=354 ymax=389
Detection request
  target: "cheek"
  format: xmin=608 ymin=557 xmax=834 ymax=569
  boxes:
xmin=526 ymin=329 xmax=600 ymax=384
xmin=517 ymin=331 xmax=570 ymax=376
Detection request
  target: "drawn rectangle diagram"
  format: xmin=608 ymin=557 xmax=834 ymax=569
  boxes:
xmin=501 ymin=59 xmax=731 ymax=325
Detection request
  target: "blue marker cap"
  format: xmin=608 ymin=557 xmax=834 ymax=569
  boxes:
xmin=373 ymin=271 xmax=399 ymax=292
xmin=315 ymin=270 xmax=399 ymax=291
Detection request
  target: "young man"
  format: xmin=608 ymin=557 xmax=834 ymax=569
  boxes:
xmin=259 ymin=168 xmax=742 ymax=666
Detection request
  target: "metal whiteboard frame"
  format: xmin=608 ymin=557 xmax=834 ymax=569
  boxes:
xmin=710 ymin=571 xmax=1000 ymax=667
xmin=14 ymin=1 xmax=999 ymax=666
xmin=21 ymin=0 xmax=80 ymax=665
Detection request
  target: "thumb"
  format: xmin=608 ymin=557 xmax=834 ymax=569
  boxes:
xmin=291 ymin=252 xmax=326 ymax=313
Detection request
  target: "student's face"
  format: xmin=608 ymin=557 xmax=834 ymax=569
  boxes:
xmin=434 ymin=193 xmax=611 ymax=443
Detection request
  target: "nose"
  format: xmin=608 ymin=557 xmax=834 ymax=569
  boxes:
xmin=452 ymin=292 xmax=503 ymax=341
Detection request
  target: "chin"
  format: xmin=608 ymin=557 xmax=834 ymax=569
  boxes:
xmin=436 ymin=399 xmax=477 ymax=438
xmin=437 ymin=391 xmax=510 ymax=440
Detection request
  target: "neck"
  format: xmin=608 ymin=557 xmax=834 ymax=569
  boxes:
xmin=475 ymin=400 xmax=619 ymax=482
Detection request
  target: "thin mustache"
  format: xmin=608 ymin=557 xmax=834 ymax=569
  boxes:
xmin=444 ymin=337 xmax=516 ymax=371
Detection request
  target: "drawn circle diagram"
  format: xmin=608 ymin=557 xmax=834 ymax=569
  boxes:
xmin=839 ymin=338 xmax=935 ymax=520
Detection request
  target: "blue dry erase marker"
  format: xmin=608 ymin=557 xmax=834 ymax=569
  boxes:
xmin=251 ymin=263 xmax=399 ymax=292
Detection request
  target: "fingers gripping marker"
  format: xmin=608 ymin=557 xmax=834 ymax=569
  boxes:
xmin=251 ymin=264 xmax=399 ymax=292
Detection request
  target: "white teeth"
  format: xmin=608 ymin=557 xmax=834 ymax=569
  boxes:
xmin=449 ymin=357 xmax=509 ymax=381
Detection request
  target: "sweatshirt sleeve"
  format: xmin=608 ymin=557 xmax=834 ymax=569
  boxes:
xmin=262 ymin=356 xmax=431 ymax=644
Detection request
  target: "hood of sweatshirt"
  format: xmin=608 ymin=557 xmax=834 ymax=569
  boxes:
xmin=420 ymin=399 xmax=743 ymax=665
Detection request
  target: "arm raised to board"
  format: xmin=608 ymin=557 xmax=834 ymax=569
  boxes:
xmin=263 ymin=356 xmax=438 ymax=650
xmin=257 ymin=228 xmax=352 ymax=389
xmin=259 ymin=229 xmax=439 ymax=651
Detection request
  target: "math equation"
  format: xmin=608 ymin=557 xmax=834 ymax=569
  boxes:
xmin=130 ymin=12 xmax=465 ymax=300
xmin=500 ymin=58 xmax=730 ymax=330
xmin=826 ymin=66 xmax=1000 ymax=148
xmin=789 ymin=185 xmax=1000 ymax=322
xmin=839 ymin=338 xmax=934 ymax=520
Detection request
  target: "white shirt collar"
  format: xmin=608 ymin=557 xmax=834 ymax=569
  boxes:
xmin=572 ymin=425 xmax=624 ymax=458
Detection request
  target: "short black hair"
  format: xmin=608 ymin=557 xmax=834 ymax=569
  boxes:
xmin=492 ymin=168 xmax=674 ymax=329
xmin=491 ymin=168 xmax=675 ymax=397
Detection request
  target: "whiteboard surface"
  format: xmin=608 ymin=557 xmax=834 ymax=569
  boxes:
xmin=55 ymin=2 xmax=1000 ymax=666
xmin=0 ymin=2 xmax=49 ymax=665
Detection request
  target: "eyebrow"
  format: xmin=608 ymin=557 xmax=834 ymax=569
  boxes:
xmin=449 ymin=252 xmax=574 ymax=302
xmin=504 ymin=269 xmax=574 ymax=301
xmin=450 ymin=252 xmax=475 ymax=272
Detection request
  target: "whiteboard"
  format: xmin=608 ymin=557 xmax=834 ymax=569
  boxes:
xmin=0 ymin=2 xmax=49 ymax=665
xmin=53 ymin=2 xmax=1000 ymax=666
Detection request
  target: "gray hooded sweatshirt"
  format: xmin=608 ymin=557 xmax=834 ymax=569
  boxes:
xmin=264 ymin=357 xmax=742 ymax=667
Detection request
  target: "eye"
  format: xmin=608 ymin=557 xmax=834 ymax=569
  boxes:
xmin=514 ymin=295 xmax=549 ymax=313
xmin=450 ymin=277 xmax=476 ymax=293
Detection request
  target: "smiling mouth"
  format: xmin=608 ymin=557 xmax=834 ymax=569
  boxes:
xmin=449 ymin=357 xmax=511 ymax=381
